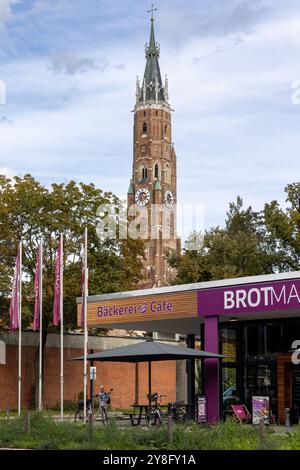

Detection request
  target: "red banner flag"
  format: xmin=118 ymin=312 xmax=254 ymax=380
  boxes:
xmin=80 ymin=235 xmax=88 ymax=329
xmin=80 ymin=248 xmax=85 ymax=329
xmin=33 ymin=248 xmax=41 ymax=331
xmin=9 ymin=248 xmax=20 ymax=331
xmin=53 ymin=237 xmax=62 ymax=326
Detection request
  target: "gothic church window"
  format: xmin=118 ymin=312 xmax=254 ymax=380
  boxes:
xmin=143 ymin=122 xmax=147 ymax=135
xmin=154 ymin=163 xmax=159 ymax=179
xmin=165 ymin=164 xmax=171 ymax=184
xmin=140 ymin=165 xmax=148 ymax=181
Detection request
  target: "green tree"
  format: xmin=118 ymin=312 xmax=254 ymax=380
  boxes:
xmin=167 ymin=197 xmax=273 ymax=284
xmin=263 ymin=183 xmax=300 ymax=271
xmin=0 ymin=174 xmax=145 ymax=404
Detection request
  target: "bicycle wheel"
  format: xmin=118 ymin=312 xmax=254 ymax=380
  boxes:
xmin=94 ymin=403 xmax=101 ymax=421
xmin=145 ymin=409 xmax=162 ymax=427
xmin=74 ymin=409 xmax=83 ymax=422
xmin=174 ymin=408 xmax=188 ymax=427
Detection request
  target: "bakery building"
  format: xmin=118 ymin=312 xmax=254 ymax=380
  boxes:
xmin=78 ymin=271 xmax=300 ymax=424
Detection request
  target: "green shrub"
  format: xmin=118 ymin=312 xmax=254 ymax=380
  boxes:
xmin=36 ymin=438 xmax=61 ymax=450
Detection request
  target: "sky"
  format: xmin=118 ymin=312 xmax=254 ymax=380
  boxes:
xmin=1 ymin=0 xmax=300 ymax=238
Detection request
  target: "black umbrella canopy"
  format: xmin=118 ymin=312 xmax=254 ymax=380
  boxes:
xmin=72 ymin=339 xmax=226 ymax=363
xmin=73 ymin=340 xmax=226 ymax=415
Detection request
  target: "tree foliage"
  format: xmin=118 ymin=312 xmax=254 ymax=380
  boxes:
xmin=263 ymin=183 xmax=300 ymax=271
xmin=0 ymin=174 xmax=145 ymax=331
xmin=168 ymin=187 xmax=300 ymax=285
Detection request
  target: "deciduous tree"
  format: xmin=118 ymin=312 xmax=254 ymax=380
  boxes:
xmin=0 ymin=174 xmax=145 ymax=405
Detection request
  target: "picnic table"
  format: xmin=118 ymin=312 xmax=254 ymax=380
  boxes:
xmin=125 ymin=403 xmax=169 ymax=426
xmin=125 ymin=402 xmax=194 ymax=426
xmin=168 ymin=402 xmax=195 ymax=418
xmin=126 ymin=404 xmax=149 ymax=426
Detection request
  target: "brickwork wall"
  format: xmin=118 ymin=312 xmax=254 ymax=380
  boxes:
xmin=0 ymin=344 xmax=177 ymax=410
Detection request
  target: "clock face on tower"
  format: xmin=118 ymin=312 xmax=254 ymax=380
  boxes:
xmin=165 ymin=190 xmax=174 ymax=208
xmin=135 ymin=188 xmax=151 ymax=206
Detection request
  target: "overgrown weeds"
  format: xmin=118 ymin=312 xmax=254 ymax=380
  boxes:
xmin=0 ymin=413 xmax=295 ymax=450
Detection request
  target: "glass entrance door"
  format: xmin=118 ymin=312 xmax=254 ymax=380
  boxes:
xmin=291 ymin=371 xmax=300 ymax=424
xmin=244 ymin=364 xmax=277 ymax=415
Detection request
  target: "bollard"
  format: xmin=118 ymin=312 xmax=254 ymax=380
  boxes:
xmin=285 ymin=408 xmax=290 ymax=427
xmin=24 ymin=409 xmax=30 ymax=435
xmin=167 ymin=415 xmax=173 ymax=443
xmin=258 ymin=417 xmax=266 ymax=450
xmin=88 ymin=410 xmax=93 ymax=440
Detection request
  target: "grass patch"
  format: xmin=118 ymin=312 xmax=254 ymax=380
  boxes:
xmin=0 ymin=413 xmax=297 ymax=450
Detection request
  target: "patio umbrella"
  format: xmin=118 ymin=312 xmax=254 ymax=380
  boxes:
xmin=72 ymin=339 xmax=225 ymax=413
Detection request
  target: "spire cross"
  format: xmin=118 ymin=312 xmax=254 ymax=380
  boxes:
xmin=148 ymin=3 xmax=157 ymax=21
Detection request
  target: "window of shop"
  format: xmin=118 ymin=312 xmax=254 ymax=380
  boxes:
xmin=220 ymin=319 xmax=300 ymax=421
xmin=244 ymin=322 xmax=283 ymax=360
xmin=222 ymin=367 xmax=238 ymax=412
xmin=282 ymin=321 xmax=300 ymax=353
xmin=220 ymin=326 xmax=241 ymax=416
xmin=244 ymin=324 xmax=262 ymax=359
xmin=265 ymin=323 xmax=282 ymax=355
xmin=221 ymin=328 xmax=237 ymax=361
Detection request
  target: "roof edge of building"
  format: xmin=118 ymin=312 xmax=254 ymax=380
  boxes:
xmin=77 ymin=271 xmax=300 ymax=304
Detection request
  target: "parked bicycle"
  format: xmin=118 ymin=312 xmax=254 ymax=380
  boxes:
xmin=145 ymin=392 xmax=188 ymax=427
xmin=168 ymin=401 xmax=188 ymax=426
xmin=74 ymin=398 xmax=93 ymax=422
xmin=145 ymin=392 xmax=166 ymax=427
xmin=74 ymin=388 xmax=113 ymax=424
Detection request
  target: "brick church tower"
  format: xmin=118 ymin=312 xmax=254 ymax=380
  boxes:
xmin=127 ymin=13 xmax=180 ymax=287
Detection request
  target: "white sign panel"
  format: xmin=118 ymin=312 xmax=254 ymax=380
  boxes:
xmin=0 ymin=341 xmax=6 ymax=365
xmin=90 ymin=366 xmax=96 ymax=380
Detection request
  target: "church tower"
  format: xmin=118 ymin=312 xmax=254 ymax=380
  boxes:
xmin=127 ymin=12 xmax=180 ymax=287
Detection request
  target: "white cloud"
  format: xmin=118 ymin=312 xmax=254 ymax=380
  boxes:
xmin=0 ymin=166 xmax=14 ymax=177
xmin=50 ymin=52 xmax=108 ymax=76
xmin=0 ymin=115 xmax=12 ymax=125
xmin=1 ymin=1 xmax=300 ymax=235
xmin=0 ymin=0 xmax=19 ymax=31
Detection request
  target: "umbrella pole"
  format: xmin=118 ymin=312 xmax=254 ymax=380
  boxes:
xmin=148 ymin=361 xmax=152 ymax=416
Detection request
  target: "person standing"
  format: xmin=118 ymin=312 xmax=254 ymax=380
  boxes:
xmin=99 ymin=385 xmax=109 ymax=424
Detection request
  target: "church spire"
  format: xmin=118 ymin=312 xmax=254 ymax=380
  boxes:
xmin=137 ymin=6 xmax=166 ymax=104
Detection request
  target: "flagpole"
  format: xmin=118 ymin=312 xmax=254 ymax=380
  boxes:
xmin=60 ymin=233 xmax=64 ymax=421
xmin=38 ymin=240 xmax=43 ymax=412
xmin=18 ymin=242 xmax=22 ymax=416
xmin=83 ymin=228 xmax=88 ymax=421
